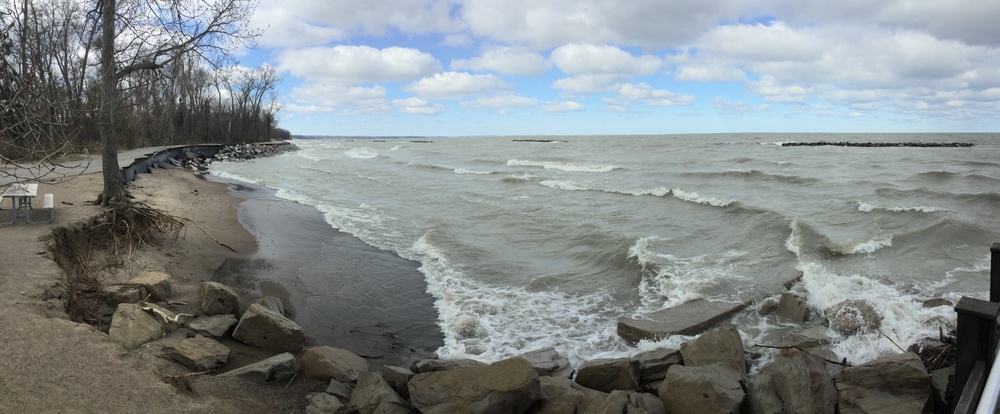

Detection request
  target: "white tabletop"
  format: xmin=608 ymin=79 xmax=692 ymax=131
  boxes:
xmin=1 ymin=183 xmax=38 ymax=197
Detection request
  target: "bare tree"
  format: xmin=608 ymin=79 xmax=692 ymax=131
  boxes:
xmin=96 ymin=0 xmax=259 ymax=204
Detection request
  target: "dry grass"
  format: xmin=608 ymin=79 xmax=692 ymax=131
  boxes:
xmin=46 ymin=201 xmax=183 ymax=330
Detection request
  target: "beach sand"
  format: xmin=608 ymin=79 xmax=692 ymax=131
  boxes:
xmin=0 ymin=168 xmax=323 ymax=412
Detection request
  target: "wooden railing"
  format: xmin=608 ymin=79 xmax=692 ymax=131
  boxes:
xmin=954 ymin=243 xmax=1000 ymax=413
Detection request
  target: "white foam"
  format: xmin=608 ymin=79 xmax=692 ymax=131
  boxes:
xmin=629 ymin=237 xmax=748 ymax=310
xmin=797 ymin=261 xmax=956 ymax=365
xmin=857 ymin=202 xmax=943 ymax=213
xmin=540 ymin=180 xmax=590 ymax=191
xmin=507 ymin=159 xmax=621 ymax=173
xmin=670 ymin=188 xmax=734 ymax=207
xmin=211 ymin=170 xmax=259 ymax=185
xmin=413 ymin=233 xmax=628 ymax=368
xmin=453 ymin=168 xmax=494 ymax=175
xmin=345 ymin=148 xmax=379 ymax=159
xmin=832 ymin=237 xmax=894 ymax=255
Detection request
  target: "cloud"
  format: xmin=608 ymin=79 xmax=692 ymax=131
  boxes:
xmin=616 ymin=83 xmax=695 ymax=106
xmin=287 ymin=83 xmax=391 ymax=114
xmin=461 ymin=94 xmax=539 ymax=109
xmin=541 ymin=101 xmax=585 ymax=113
xmin=712 ymin=97 xmax=769 ymax=113
xmin=550 ymin=44 xmax=664 ymax=76
xmin=393 ymin=97 xmax=444 ymax=115
xmin=404 ymin=72 xmax=511 ymax=100
xmin=276 ymin=46 xmax=441 ymax=84
xmin=451 ymin=47 xmax=550 ymax=76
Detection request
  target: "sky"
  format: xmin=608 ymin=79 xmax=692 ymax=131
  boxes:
xmin=240 ymin=0 xmax=1000 ymax=136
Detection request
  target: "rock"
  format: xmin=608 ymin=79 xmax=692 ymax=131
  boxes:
xmin=108 ymin=303 xmax=176 ymax=350
xmin=575 ymin=357 xmax=641 ymax=393
xmin=518 ymin=347 xmax=574 ymax=378
xmin=745 ymin=354 xmax=837 ymax=414
xmin=200 ymin=281 xmax=240 ymax=316
xmin=680 ymin=324 xmax=747 ymax=378
xmin=408 ymin=357 xmax=540 ymax=414
xmin=381 ymin=365 xmax=415 ymax=400
xmin=635 ymin=348 xmax=683 ymax=383
xmin=923 ymin=298 xmax=953 ymax=308
xmin=618 ymin=300 xmax=745 ymax=344
xmin=659 ymin=363 xmax=745 ymax=414
xmin=326 ymin=379 xmax=354 ymax=403
xmin=104 ymin=284 xmax=143 ymax=305
xmin=825 ymin=300 xmax=882 ymax=335
xmin=536 ymin=376 xmax=608 ymax=414
xmin=302 ymin=346 xmax=370 ymax=383
xmin=305 ymin=392 xmax=344 ymax=414
xmin=349 ymin=371 xmax=411 ymax=414
xmin=583 ymin=390 xmax=653 ymax=414
xmin=220 ymin=352 xmax=298 ymax=384
xmin=782 ymin=325 xmax=832 ymax=348
xmin=774 ymin=292 xmax=808 ymax=322
xmin=128 ymin=271 xmax=173 ymax=300
xmin=232 ymin=303 xmax=304 ymax=352
xmin=411 ymin=358 xmax=486 ymax=373
xmin=254 ymin=296 xmax=286 ymax=316
xmin=930 ymin=366 xmax=953 ymax=412
xmin=184 ymin=314 xmax=237 ymax=339
xmin=757 ymin=298 xmax=778 ymax=316
xmin=162 ymin=335 xmax=231 ymax=371
xmin=834 ymin=352 xmax=931 ymax=414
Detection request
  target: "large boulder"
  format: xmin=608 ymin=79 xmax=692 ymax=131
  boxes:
xmin=575 ymin=357 xmax=641 ymax=393
xmin=745 ymin=353 xmax=837 ymax=414
xmin=774 ymin=292 xmax=808 ymax=322
xmin=232 ymin=303 xmax=304 ymax=352
xmin=305 ymin=393 xmax=343 ymax=414
xmin=220 ymin=352 xmax=298 ymax=384
xmin=659 ymin=363 xmax=745 ymax=414
xmin=635 ymin=348 xmax=683 ymax=393
xmin=162 ymin=335 xmax=231 ymax=371
xmin=408 ymin=357 xmax=540 ymax=414
xmin=824 ymin=300 xmax=882 ymax=336
xmin=253 ymin=296 xmax=286 ymax=316
xmin=381 ymin=365 xmax=415 ymax=400
xmin=184 ymin=314 xmax=237 ymax=339
xmin=518 ymin=347 xmax=574 ymax=378
xmin=411 ymin=358 xmax=486 ymax=373
xmin=680 ymin=324 xmax=747 ymax=378
xmin=200 ymin=281 xmax=240 ymax=316
xmin=128 ymin=271 xmax=173 ymax=300
xmin=834 ymin=352 xmax=931 ymax=413
xmin=349 ymin=371 xmax=411 ymax=414
xmin=108 ymin=303 xmax=176 ymax=350
xmin=302 ymin=346 xmax=370 ymax=383
xmin=584 ymin=390 xmax=662 ymax=414
xmin=536 ymin=376 xmax=609 ymax=414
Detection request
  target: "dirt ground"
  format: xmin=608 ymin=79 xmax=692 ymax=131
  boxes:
xmin=0 ymin=168 xmax=324 ymax=413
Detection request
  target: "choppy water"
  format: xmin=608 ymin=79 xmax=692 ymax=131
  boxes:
xmin=212 ymin=133 xmax=999 ymax=368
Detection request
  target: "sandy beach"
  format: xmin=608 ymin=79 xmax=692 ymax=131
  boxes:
xmin=0 ymin=167 xmax=326 ymax=412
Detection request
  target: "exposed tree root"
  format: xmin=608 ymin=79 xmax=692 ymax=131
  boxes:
xmin=46 ymin=201 xmax=183 ymax=331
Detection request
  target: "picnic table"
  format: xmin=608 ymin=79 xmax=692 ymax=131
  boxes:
xmin=1 ymin=183 xmax=53 ymax=224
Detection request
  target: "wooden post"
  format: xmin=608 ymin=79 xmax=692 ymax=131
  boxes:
xmin=954 ymin=297 xmax=1000 ymax=411
xmin=992 ymin=243 xmax=1000 ymax=303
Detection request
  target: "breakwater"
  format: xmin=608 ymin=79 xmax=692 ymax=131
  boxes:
xmin=780 ymin=141 xmax=973 ymax=147
xmin=122 ymin=142 xmax=297 ymax=182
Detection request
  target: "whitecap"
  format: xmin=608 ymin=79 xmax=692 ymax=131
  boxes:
xmin=670 ymin=188 xmax=733 ymax=207
xmin=453 ymin=168 xmax=493 ymax=175
xmin=507 ymin=159 xmax=621 ymax=173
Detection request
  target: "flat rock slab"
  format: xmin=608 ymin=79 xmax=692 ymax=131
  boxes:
xmin=618 ymin=271 xmax=802 ymax=343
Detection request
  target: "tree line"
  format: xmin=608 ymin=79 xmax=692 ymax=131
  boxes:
xmin=0 ymin=0 xmax=288 ymax=165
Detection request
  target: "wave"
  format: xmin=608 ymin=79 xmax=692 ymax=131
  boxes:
xmin=507 ymin=159 xmax=621 ymax=173
xmin=876 ymin=187 xmax=1000 ymax=207
xmin=345 ymin=148 xmax=379 ymax=159
xmin=785 ymin=220 xmax=894 ymax=258
xmin=857 ymin=202 xmax=944 ymax=213
xmin=670 ymin=188 xmax=734 ymax=207
xmin=684 ymin=169 xmax=819 ymax=185
xmin=501 ymin=174 xmax=535 ymax=184
xmin=454 ymin=168 xmax=494 ymax=175
xmin=629 ymin=236 xmax=750 ymax=309
xmin=537 ymin=180 xmax=731 ymax=207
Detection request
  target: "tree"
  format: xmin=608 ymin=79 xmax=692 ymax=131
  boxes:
xmin=96 ymin=0 xmax=258 ymax=204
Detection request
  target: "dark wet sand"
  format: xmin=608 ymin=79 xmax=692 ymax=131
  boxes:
xmin=205 ymin=175 xmax=444 ymax=368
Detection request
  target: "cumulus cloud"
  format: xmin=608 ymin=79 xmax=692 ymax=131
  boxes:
xmin=276 ymin=46 xmax=441 ymax=84
xmin=405 ymin=72 xmax=511 ymax=100
xmin=550 ymin=44 xmax=664 ymax=76
xmin=541 ymin=101 xmax=585 ymax=113
xmin=451 ymin=47 xmax=550 ymax=76
xmin=393 ymin=97 xmax=445 ymax=115
xmin=287 ymin=83 xmax=392 ymax=114
xmin=712 ymin=97 xmax=770 ymax=113
xmin=461 ymin=94 xmax=539 ymax=109
xmin=616 ymin=83 xmax=695 ymax=106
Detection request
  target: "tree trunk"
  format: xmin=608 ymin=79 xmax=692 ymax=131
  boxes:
xmin=99 ymin=0 xmax=125 ymax=205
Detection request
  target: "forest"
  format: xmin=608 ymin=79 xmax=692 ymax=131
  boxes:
xmin=1 ymin=0 xmax=288 ymax=163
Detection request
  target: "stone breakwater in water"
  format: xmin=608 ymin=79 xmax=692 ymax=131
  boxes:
xmin=103 ymin=270 xmax=952 ymax=413
xmin=122 ymin=142 xmax=298 ymax=181
xmin=779 ymin=141 xmax=973 ymax=147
